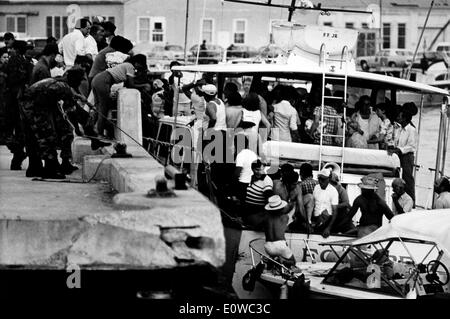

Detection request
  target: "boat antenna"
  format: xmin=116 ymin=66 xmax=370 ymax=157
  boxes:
xmin=223 ymin=0 xmax=372 ymax=20
xmin=404 ymin=0 xmax=435 ymax=80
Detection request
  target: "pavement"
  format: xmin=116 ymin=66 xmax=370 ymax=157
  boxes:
xmin=0 ymin=146 xmax=117 ymax=220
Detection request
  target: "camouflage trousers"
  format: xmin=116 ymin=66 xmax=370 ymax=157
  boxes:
xmin=20 ymin=99 xmax=74 ymax=161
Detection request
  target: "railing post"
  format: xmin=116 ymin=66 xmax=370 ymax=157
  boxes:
xmin=116 ymin=88 xmax=143 ymax=146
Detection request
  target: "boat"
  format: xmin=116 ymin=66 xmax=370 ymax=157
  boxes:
xmin=149 ymin=0 xmax=450 ymax=299
xmin=247 ymin=209 xmax=450 ymax=299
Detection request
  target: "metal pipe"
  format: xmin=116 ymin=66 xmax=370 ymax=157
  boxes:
xmin=184 ymin=0 xmax=190 ymax=63
xmin=405 ymin=0 xmax=435 ymax=80
xmin=440 ymin=102 xmax=449 ymax=176
xmin=435 ymin=102 xmax=446 ymax=177
xmin=413 ymin=94 xmax=424 ymax=182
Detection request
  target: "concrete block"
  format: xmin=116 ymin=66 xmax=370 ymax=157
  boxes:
xmin=82 ymin=155 xmax=112 ymax=182
xmin=72 ymin=137 xmax=105 ymax=164
xmin=116 ymin=88 xmax=142 ymax=146
xmin=68 ymin=222 xmax=177 ymax=268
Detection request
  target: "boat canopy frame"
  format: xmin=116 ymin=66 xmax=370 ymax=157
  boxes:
xmin=319 ymin=237 xmax=442 ymax=298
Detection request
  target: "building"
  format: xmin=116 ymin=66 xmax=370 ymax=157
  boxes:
xmin=0 ymin=0 xmax=124 ymax=39
xmin=1 ymin=0 xmax=450 ymax=55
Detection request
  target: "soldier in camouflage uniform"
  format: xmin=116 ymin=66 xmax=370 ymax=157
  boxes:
xmin=20 ymin=68 xmax=84 ymax=178
xmin=4 ymin=40 xmax=32 ymax=170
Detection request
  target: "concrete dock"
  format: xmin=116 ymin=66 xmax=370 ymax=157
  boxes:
xmin=0 ymin=89 xmax=228 ymax=299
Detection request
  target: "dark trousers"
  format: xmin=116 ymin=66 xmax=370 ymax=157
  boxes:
xmin=400 ymin=152 xmax=415 ymax=203
xmin=4 ymin=89 xmax=25 ymax=155
xmin=91 ymin=71 xmax=114 ymax=138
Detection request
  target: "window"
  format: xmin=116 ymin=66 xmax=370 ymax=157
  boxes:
xmin=202 ymin=18 xmax=214 ymax=43
xmin=345 ymin=23 xmax=354 ymax=29
xmin=398 ymin=23 xmax=406 ymax=49
xmin=138 ymin=17 xmax=150 ymax=42
xmin=6 ymin=15 xmax=27 ymax=33
xmin=323 ymin=22 xmax=333 ymax=27
xmin=138 ymin=17 xmax=165 ymax=43
xmin=383 ymin=23 xmax=391 ymax=49
xmin=46 ymin=16 xmax=68 ymax=39
xmin=361 ymin=23 xmax=368 ymax=29
xmin=152 ymin=19 xmax=165 ymax=42
xmin=357 ymin=30 xmax=377 ymax=56
xmin=233 ymin=19 xmax=246 ymax=44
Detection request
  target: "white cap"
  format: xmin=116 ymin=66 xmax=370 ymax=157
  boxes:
xmin=201 ymin=84 xmax=217 ymax=96
xmin=317 ymin=168 xmax=331 ymax=178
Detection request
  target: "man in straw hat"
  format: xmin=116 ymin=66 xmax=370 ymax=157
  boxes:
xmin=347 ymin=175 xmax=394 ymax=237
xmin=264 ymin=195 xmax=296 ymax=267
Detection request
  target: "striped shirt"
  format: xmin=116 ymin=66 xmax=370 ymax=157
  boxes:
xmin=245 ymin=175 xmax=273 ymax=207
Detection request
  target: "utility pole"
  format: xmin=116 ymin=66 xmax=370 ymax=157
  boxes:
xmin=184 ymin=0 xmax=190 ymax=63
xmin=379 ymin=0 xmax=382 ymax=51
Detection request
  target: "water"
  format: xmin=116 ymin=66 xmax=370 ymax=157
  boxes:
xmin=414 ymin=106 xmax=450 ymax=208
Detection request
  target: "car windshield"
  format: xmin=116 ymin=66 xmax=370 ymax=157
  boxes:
xmin=165 ymin=45 xmax=183 ymax=51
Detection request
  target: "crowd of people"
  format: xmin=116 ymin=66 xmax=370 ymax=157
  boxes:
xmin=0 ymin=17 xmax=176 ymax=179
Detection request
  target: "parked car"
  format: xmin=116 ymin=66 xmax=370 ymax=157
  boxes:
xmin=19 ymin=37 xmax=48 ymax=58
xmin=435 ymin=42 xmax=450 ymax=56
xmin=163 ymin=44 xmax=192 ymax=61
xmin=411 ymin=51 xmax=448 ymax=70
xmin=226 ymin=44 xmax=258 ymax=59
xmin=189 ymin=44 xmax=224 ymax=64
xmin=134 ymin=43 xmax=192 ymax=62
xmin=356 ymin=49 xmax=414 ymax=70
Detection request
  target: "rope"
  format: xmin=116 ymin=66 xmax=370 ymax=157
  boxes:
xmin=85 ymin=155 xmax=111 ymax=183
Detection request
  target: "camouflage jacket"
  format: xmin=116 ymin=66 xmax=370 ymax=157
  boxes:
xmin=22 ymin=78 xmax=77 ymax=112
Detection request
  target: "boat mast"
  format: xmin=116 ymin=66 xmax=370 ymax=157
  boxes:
xmin=404 ymin=0 xmax=435 ymax=80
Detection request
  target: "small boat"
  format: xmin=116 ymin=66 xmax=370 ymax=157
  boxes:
xmin=247 ymin=209 xmax=450 ymax=299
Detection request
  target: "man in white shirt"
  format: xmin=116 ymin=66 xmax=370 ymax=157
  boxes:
xmin=312 ymin=168 xmax=339 ymax=238
xmin=434 ymin=177 xmax=450 ymax=209
xmin=270 ymin=99 xmax=298 ymax=142
xmin=391 ymin=178 xmax=413 ymax=214
xmin=233 ymin=142 xmax=258 ymax=201
xmin=388 ymin=110 xmax=417 ymax=203
xmin=58 ymin=18 xmax=92 ymax=69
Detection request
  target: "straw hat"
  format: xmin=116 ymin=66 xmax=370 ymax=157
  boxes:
xmin=358 ymin=175 xmax=379 ymax=190
xmin=265 ymin=195 xmax=288 ymax=211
